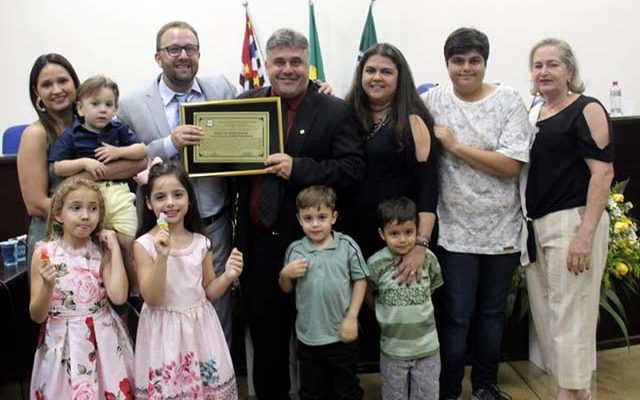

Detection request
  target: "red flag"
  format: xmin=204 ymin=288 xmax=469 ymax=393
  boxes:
xmin=239 ymin=11 xmax=265 ymax=90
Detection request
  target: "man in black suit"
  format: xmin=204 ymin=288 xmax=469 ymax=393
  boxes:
xmin=235 ymin=28 xmax=366 ymax=399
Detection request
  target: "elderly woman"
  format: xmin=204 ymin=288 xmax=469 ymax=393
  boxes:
xmin=526 ymin=38 xmax=613 ymax=400
xmin=422 ymin=28 xmax=534 ymax=400
xmin=18 ymin=54 xmax=144 ymax=272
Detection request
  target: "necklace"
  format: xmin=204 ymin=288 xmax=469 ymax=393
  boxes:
xmin=543 ymin=94 xmax=575 ymax=116
xmin=367 ymin=110 xmax=390 ymax=140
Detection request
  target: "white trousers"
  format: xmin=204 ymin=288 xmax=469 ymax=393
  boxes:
xmin=527 ymin=207 xmax=608 ymax=389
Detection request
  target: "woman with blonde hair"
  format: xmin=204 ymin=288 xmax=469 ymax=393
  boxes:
xmin=526 ymin=38 xmax=614 ymax=400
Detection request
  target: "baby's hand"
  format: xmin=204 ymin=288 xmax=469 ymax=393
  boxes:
xmin=280 ymin=259 xmax=309 ymax=280
xmin=95 ymin=142 xmax=120 ymax=163
xmin=339 ymin=314 xmax=358 ymax=343
xmin=153 ymin=228 xmax=170 ymax=257
xmin=98 ymin=229 xmax=118 ymax=250
xmin=223 ymin=248 xmax=243 ymax=280
xmin=83 ymin=158 xmax=106 ymax=179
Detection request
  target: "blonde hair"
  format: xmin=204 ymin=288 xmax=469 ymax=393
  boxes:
xmin=529 ymin=38 xmax=585 ymax=95
xmin=46 ymin=178 xmax=105 ymax=241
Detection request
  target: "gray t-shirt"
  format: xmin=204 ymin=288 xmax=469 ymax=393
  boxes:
xmin=422 ymin=84 xmax=533 ymax=254
xmin=284 ymin=231 xmax=368 ymax=346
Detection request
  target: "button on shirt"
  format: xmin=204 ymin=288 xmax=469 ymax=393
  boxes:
xmin=157 ymin=76 xmax=227 ymax=219
xmin=158 ymin=76 xmax=205 ymax=155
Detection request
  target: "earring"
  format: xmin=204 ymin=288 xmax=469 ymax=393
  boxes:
xmin=36 ymin=98 xmax=47 ymax=113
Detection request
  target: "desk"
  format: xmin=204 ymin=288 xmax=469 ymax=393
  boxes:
xmin=0 ymin=155 xmax=29 ymax=240
xmin=0 ymin=257 xmax=37 ymax=382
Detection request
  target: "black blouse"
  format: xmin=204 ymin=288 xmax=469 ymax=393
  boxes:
xmin=526 ymin=95 xmax=614 ymax=220
xmin=347 ymin=116 xmax=439 ymax=257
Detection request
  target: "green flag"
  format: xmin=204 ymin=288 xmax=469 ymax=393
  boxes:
xmin=308 ymin=1 xmax=325 ymax=81
xmin=358 ymin=2 xmax=378 ymax=61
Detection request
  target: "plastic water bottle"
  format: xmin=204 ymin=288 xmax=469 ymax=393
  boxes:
xmin=610 ymin=81 xmax=623 ymax=117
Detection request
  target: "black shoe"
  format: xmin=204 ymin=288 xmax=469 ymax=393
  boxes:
xmin=471 ymin=385 xmax=512 ymax=400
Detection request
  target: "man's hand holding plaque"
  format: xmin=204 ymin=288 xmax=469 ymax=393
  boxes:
xmin=264 ymin=153 xmax=293 ymax=180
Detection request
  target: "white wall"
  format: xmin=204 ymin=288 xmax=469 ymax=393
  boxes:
xmin=1 ymin=0 xmax=638 ymax=132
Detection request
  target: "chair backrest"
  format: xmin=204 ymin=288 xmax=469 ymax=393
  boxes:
xmin=416 ymin=83 xmax=438 ymax=95
xmin=2 ymin=125 xmax=28 ymax=155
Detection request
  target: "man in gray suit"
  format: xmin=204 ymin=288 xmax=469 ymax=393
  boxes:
xmin=118 ymin=21 xmax=237 ymax=345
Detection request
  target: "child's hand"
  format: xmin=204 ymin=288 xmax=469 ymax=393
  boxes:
xmin=153 ymin=227 xmax=170 ymax=257
xmin=83 ymin=158 xmax=106 ymax=179
xmin=223 ymin=247 xmax=243 ymax=280
xmin=339 ymin=314 xmax=358 ymax=343
xmin=98 ymin=229 xmax=118 ymax=250
xmin=280 ymin=259 xmax=309 ymax=280
xmin=39 ymin=260 xmax=57 ymax=287
xmin=95 ymin=142 xmax=121 ymax=164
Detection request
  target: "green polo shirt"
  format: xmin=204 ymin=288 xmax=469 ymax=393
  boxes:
xmin=367 ymin=246 xmax=443 ymax=360
xmin=284 ymin=231 xmax=368 ymax=346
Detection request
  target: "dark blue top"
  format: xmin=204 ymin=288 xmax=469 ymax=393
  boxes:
xmin=49 ymin=119 xmax=140 ymax=161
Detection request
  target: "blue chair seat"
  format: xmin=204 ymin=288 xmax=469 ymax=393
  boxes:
xmin=2 ymin=125 xmax=28 ymax=155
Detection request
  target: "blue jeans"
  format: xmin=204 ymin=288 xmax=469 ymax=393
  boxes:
xmin=434 ymin=248 xmax=519 ymax=398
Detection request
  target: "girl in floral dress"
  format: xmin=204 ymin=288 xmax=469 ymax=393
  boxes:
xmin=134 ymin=162 xmax=242 ymax=399
xmin=29 ymin=177 xmax=134 ymax=399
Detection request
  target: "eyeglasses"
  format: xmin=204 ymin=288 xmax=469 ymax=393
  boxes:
xmin=159 ymin=45 xmax=200 ymax=57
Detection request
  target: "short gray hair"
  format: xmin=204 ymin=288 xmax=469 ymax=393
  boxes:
xmin=529 ymin=38 xmax=585 ymax=94
xmin=266 ymin=28 xmax=309 ymax=56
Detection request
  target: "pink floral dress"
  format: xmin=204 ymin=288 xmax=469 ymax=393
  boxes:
xmin=30 ymin=238 xmax=135 ymax=400
xmin=134 ymin=232 xmax=238 ymax=400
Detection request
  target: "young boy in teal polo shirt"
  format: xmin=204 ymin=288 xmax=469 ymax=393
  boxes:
xmin=367 ymin=197 xmax=443 ymax=400
xmin=279 ymin=185 xmax=368 ymax=400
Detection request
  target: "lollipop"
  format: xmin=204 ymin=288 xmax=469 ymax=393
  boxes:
xmin=40 ymin=246 xmax=50 ymax=265
xmin=157 ymin=212 xmax=169 ymax=229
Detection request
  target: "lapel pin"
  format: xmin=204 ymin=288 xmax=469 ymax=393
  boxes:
xmin=299 ymin=129 xmax=305 ymax=135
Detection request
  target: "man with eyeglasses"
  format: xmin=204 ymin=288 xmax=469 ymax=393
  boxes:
xmin=118 ymin=21 xmax=237 ymax=346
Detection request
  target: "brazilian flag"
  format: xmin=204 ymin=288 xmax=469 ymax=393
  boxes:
xmin=308 ymin=1 xmax=325 ymax=81
xmin=358 ymin=2 xmax=378 ymax=61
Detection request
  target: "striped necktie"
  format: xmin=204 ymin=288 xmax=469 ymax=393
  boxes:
xmin=174 ymin=93 xmax=189 ymax=128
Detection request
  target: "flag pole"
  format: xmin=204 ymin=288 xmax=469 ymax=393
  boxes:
xmin=243 ymin=1 xmax=266 ymax=63
xmin=239 ymin=0 xmax=266 ymax=89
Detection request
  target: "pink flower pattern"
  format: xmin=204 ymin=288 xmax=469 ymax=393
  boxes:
xmin=136 ymin=351 xmax=237 ymax=399
xmin=71 ymin=266 xmax=101 ymax=305
xmin=30 ymin=239 xmax=134 ymax=399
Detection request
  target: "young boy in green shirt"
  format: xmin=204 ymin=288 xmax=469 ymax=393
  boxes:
xmin=367 ymin=197 xmax=443 ymax=399
xmin=279 ymin=185 xmax=368 ymax=400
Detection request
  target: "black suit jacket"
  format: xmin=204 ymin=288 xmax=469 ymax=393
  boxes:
xmin=235 ymin=81 xmax=366 ymax=253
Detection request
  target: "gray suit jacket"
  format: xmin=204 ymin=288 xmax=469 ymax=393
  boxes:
xmin=117 ymin=74 xmax=237 ymax=159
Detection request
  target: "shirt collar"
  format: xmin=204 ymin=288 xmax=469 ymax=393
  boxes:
xmin=72 ymin=117 xmax=112 ymax=133
xmin=158 ymin=74 xmax=203 ymax=106
xmin=270 ymin=83 xmax=309 ymax=111
xmin=301 ymin=231 xmax=340 ymax=253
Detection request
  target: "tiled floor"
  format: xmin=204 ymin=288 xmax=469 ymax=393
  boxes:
xmin=237 ymin=344 xmax=640 ymax=400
